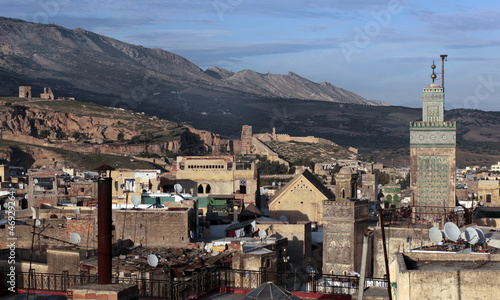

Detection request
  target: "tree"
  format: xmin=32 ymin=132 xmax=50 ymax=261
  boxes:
xmin=117 ymin=132 xmax=125 ymax=142
xmin=373 ymin=169 xmax=390 ymax=186
xmin=38 ymin=129 xmax=50 ymax=139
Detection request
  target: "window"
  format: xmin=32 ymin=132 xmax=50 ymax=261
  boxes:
xmin=206 ymin=184 xmax=211 ymax=194
xmin=198 ymin=184 xmax=204 ymax=194
xmin=487 ymin=194 xmax=492 ymax=203
xmin=179 ymin=162 xmax=185 ymax=170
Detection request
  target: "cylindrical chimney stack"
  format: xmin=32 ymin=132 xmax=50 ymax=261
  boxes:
xmin=97 ymin=175 xmax=113 ymax=284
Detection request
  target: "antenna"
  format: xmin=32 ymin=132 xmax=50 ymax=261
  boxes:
xmin=174 ymin=183 xmax=183 ymax=194
xmin=429 ymin=227 xmax=443 ymax=244
xmin=440 ymin=54 xmax=448 ymax=89
xmin=70 ymin=232 xmax=81 ymax=244
xmin=444 ymin=222 xmax=460 ymax=242
xmin=147 ymin=254 xmax=158 ymax=267
xmin=130 ymin=195 xmax=140 ymax=207
xmin=279 ymin=216 xmax=288 ymax=222
xmin=464 ymin=227 xmax=479 ymax=245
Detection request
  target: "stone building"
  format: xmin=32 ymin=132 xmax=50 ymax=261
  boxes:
xmin=40 ymin=87 xmax=54 ymax=100
xmin=0 ymin=165 xmax=9 ymax=183
xmin=394 ymin=251 xmax=500 ymax=300
xmin=176 ymin=156 xmax=258 ymax=205
xmin=361 ymin=171 xmax=378 ymax=202
xmin=381 ymin=168 xmax=401 ymax=208
xmin=110 ymin=169 xmax=161 ymax=204
xmin=19 ymin=86 xmax=31 ymax=98
xmin=410 ymin=63 xmax=456 ymax=215
xmin=477 ymin=179 xmax=500 ymax=206
xmin=268 ymin=169 xmax=335 ymax=226
xmin=114 ymin=207 xmax=196 ymax=248
xmin=322 ymin=200 xmax=369 ymax=275
xmin=28 ymin=169 xmax=63 ymax=207
xmin=335 ymin=167 xmax=358 ymax=201
xmin=240 ymin=125 xmax=253 ymax=155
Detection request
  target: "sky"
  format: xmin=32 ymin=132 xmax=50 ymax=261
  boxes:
xmin=2 ymin=0 xmax=500 ymax=110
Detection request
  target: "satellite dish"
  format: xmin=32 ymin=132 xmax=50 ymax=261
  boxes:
xmin=279 ymin=216 xmax=288 ymax=222
xmin=474 ymin=193 xmax=477 ymax=197
xmin=3 ymin=203 xmax=8 ymax=209
xmin=476 ymin=228 xmax=486 ymax=244
xmin=130 ymin=195 xmax=140 ymax=207
xmin=174 ymin=184 xmax=183 ymax=193
xmin=74 ymin=208 xmax=80 ymax=215
xmin=70 ymin=233 xmax=81 ymax=244
xmin=35 ymin=186 xmax=42 ymax=192
xmin=71 ymin=197 xmax=77 ymax=204
xmin=147 ymin=254 xmax=158 ymax=267
xmin=444 ymin=222 xmax=461 ymax=242
xmin=429 ymin=227 xmax=443 ymax=244
xmin=465 ymin=227 xmax=479 ymax=245
xmin=258 ymin=230 xmax=267 ymax=239
xmin=35 ymin=220 xmax=41 ymax=227
xmin=33 ymin=179 xmax=38 ymax=184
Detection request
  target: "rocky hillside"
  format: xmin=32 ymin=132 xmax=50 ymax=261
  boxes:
xmin=0 ymin=17 xmax=381 ymax=107
xmin=0 ymin=97 xmax=231 ymax=169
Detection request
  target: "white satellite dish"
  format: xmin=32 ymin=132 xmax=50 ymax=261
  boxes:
xmin=444 ymin=222 xmax=461 ymax=242
xmin=3 ymin=203 xmax=8 ymax=209
xmin=74 ymin=208 xmax=80 ymax=215
xmin=130 ymin=195 xmax=140 ymax=207
xmin=33 ymin=179 xmax=38 ymax=184
xmin=174 ymin=184 xmax=183 ymax=193
xmin=465 ymin=227 xmax=479 ymax=245
xmin=147 ymin=254 xmax=158 ymax=267
xmin=34 ymin=186 xmax=42 ymax=192
xmin=429 ymin=227 xmax=443 ymax=244
xmin=258 ymin=230 xmax=267 ymax=240
xmin=31 ymin=206 xmax=37 ymax=219
xmin=70 ymin=233 xmax=81 ymax=244
xmin=71 ymin=197 xmax=77 ymax=204
xmin=35 ymin=220 xmax=41 ymax=227
xmin=279 ymin=216 xmax=288 ymax=222
xmin=476 ymin=228 xmax=486 ymax=244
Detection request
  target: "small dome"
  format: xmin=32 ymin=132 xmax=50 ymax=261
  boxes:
xmin=426 ymin=83 xmax=441 ymax=88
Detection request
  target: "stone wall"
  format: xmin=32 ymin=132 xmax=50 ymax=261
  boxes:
xmin=373 ymin=226 xmax=433 ymax=278
xmin=395 ymin=252 xmax=500 ymax=300
xmin=114 ymin=209 xmax=193 ymax=248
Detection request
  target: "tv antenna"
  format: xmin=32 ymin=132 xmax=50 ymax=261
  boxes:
xmin=440 ymin=54 xmax=448 ymax=89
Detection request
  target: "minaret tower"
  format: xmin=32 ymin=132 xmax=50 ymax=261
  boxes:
xmin=410 ymin=58 xmax=456 ymax=215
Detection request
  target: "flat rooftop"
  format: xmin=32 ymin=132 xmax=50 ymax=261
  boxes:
xmin=414 ymin=260 xmax=500 ymax=272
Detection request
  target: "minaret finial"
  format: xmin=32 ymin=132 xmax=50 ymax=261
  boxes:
xmin=431 ymin=60 xmax=437 ymax=83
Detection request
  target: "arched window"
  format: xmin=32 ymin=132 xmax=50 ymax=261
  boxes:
xmin=341 ymin=188 xmax=345 ymax=199
xmin=386 ymin=194 xmax=393 ymax=204
xmin=205 ymin=184 xmax=211 ymax=194
xmin=198 ymin=184 xmax=203 ymax=194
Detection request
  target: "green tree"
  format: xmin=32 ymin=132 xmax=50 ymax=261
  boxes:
xmin=117 ymin=132 xmax=125 ymax=142
xmin=373 ymin=169 xmax=390 ymax=186
xmin=38 ymin=129 xmax=50 ymax=139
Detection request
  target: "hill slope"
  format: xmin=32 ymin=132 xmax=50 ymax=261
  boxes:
xmin=0 ymin=17 xmax=379 ymax=107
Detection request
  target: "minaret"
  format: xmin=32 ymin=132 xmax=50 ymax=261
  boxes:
xmin=410 ymin=59 xmax=456 ymax=215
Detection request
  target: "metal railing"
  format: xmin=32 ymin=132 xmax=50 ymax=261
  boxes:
xmin=2 ymin=268 xmax=387 ymax=300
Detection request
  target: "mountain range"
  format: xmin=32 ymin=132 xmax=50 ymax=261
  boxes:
xmin=0 ymin=17 xmax=382 ymax=107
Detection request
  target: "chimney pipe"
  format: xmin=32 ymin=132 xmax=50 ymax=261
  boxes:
xmin=97 ymin=176 xmax=113 ymax=284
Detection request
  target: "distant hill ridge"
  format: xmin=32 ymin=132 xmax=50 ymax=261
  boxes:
xmin=0 ymin=17 xmax=384 ymax=106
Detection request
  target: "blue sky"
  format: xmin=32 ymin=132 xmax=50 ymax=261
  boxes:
xmin=2 ymin=0 xmax=500 ymax=110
